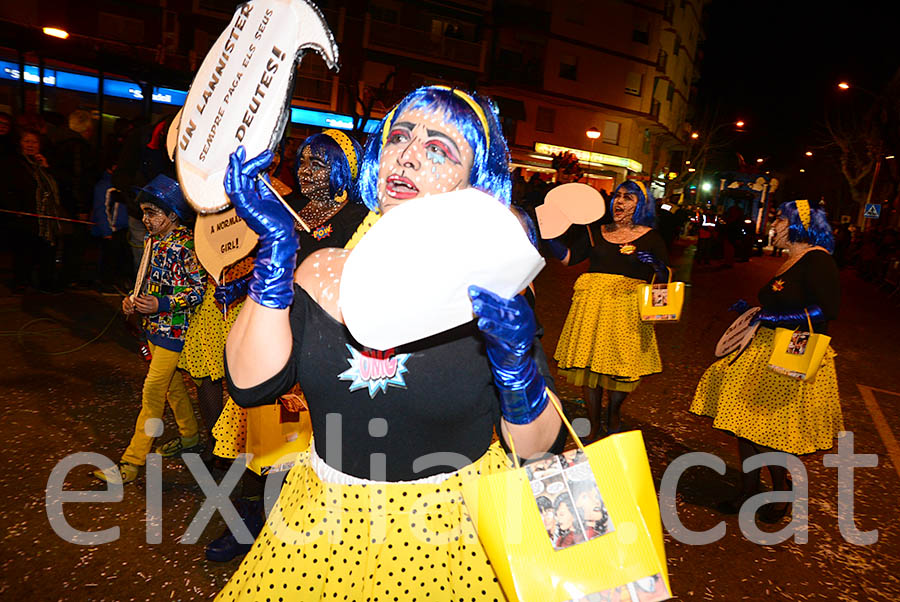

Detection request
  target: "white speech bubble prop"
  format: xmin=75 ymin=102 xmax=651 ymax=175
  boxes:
xmin=536 ymin=182 xmax=606 ymax=239
xmin=715 ymin=307 xmax=761 ymax=357
xmin=340 ymin=189 xmax=546 ymax=351
xmin=176 ymin=0 xmax=338 ymax=213
xmin=194 ymin=208 xmax=259 ymax=285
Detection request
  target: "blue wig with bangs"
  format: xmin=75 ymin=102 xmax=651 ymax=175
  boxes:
xmin=777 ymin=200 xmax=834 ymax=253
xmin=357 ymin=86 xmax=511 ymax=212
xmin=610 ymin=180 xmax=656 ymax=228
xmin=296 ymin=133 xmax=363 ymax=203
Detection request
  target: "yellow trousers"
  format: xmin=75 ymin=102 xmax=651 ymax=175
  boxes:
xmin=122 ymin=343 xmax=199 ymax=466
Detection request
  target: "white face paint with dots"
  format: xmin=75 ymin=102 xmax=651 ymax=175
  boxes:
xmin=376 ymin=107 xmax=474 ymax=213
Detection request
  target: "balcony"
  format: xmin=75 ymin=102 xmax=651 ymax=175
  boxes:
xmin=364 ymin=16 xmax=486 ymax=72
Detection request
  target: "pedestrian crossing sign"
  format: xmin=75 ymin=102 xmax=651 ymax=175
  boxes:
xmin=864 ymin=203 xmax=881 ymax=219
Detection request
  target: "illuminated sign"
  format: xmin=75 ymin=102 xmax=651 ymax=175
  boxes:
xmin=534 ymin=142 xmax=642 ymax=173
xmin=0 ymin=60 xmax=379 ymax=132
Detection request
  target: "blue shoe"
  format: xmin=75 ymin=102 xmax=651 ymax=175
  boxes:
xmin=205 ymin=498 xmax=265 ymax=562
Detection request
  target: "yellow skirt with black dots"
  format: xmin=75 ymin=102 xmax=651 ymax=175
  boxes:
xmin=212 ymin=397 xmax=248 ymax=460
xmin=215 ymin=440 xmax=512 ymax=602
xmin=554 ymin=273 xmax=661 ymax=388
xmin=690 ymin=327 xmax=843 ymax=455
xmin=177 ymin=281 xmax=244 ymax=381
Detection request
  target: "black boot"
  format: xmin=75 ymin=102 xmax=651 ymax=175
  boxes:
xmin=205 ymin=497 xmax=265 ymax=562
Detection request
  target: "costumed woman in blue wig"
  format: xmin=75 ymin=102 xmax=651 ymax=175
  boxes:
xmin=214 ymin=85 xmax=564 ymax=601
xmin=550 ymin=180 xmax=669 ymax=441
xmin=201 ymin=129 xmax=367 ymax=563
xmin=690 ymin=200 xmax=841 ymax=524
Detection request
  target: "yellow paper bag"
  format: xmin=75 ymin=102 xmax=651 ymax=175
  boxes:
xmin=461 ymin=395 xmax=671 ymax=602
xmin=245 ymin=401 xmax=312 ymax=476
xmin=638 ymin=268 xmax=684 ymax=322
xmin=767 ymin=311 xmax=831 ymax=381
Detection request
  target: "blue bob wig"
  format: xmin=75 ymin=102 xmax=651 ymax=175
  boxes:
xmin=610 ymin=180 xmax=656 ymax=228
xmin=296 ymin=133 xmax=363 ymax=204
xmin=357 ymin=86 xmax=512 ymax=212
xmin=777 ymin=200 xmax=834 ymax=253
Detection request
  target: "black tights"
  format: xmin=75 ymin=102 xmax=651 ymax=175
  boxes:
xmin=581 ymin=386 xmax=629 ymax=439
xmin=195 ymin=378 xmax=224 ymax=445
xmin=736 ymin=437 xmax=790 ymax=496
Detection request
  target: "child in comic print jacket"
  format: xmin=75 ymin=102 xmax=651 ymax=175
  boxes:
xmin=94 ymin=174 xmax=206 ymax=485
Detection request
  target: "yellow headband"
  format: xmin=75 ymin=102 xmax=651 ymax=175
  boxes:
xmin=796 ymin=199 xmax=811 ymax=229
xmin=631 ymin=180 xmax=648 ymax=200
xmin=380 ymin=86 xmax=490 ymax=153
xmin=321 ymin=129 xmax=358 ymax=180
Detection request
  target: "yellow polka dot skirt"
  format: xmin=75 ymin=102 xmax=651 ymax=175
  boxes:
xmin=177 ymin=281 xmax=244 ymax=381
xmin=554 ymin=273 xmax=662 ymax=386
xmin=690 ymin=327 xmax=843 ymax=455
xmin=215 ymin=441 xmax=513 ymax=601
xmin=212 ymin=397 xmax=247 ymax=460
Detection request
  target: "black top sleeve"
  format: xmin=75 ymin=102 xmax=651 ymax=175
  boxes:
xmin=224 ymin=285 xmax=308 ymax=407
xmin=757 ymin=250 xmax=840 ymax=334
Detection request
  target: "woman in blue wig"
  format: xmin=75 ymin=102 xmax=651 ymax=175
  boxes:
xmin=690 ymin=200 xmax=841 ymax=523
xmin=551 ymin=179 xmax=669 ymax=440
xmin=215 ymin=86 xmax=563 ymax=600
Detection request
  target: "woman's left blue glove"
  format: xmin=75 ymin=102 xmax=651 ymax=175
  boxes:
xmin=224 ymin=146 xmax=299 ymax=309
xmin=469 ymin=286 xmax=549 ymax=425
xmin=636 ymin=251 xmax=668 ymax=280
xmin=214 ymin=274 xmax=251 ymax=308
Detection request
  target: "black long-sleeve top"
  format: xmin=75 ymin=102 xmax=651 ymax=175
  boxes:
xmin=758 ymin=250 xmax=840 ymax=335
xmin=563 ymin=224 xmax=669 ymax=281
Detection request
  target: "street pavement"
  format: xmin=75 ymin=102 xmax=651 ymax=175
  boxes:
xmin=0 ymin=242 xmax=899 ymax=601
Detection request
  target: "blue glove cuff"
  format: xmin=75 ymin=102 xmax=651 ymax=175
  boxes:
xmin=494 ymin=359 xmax=550 ymax=425
xmin=248 ymin=233 xmax=298 ymax=310
xmin=758 ymin=305 xmax=825 ymax=327
xmin=546 ymin=239 xmax=568 ymax=261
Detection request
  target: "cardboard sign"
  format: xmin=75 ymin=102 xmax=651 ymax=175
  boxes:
xmin=536 ymin=183 xmax=606 ymax=239
xmin=715 ymin=307 xmax=761 ymax=357
xmin=194 ymin=208 xmax=259 ymax=284
xmin=131 ymin=239 xmax=153 ymax=300
xmin=340 ymin=189 xmax=546 ymax=351
xmin=176 ymin=0 xmax=338 ymax=213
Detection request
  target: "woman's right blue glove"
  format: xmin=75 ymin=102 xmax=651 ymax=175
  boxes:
xmin=224 ymin=146 xmax=299 ymax=309
xmin=214 ymin=274 xmax=251 ymax=308
xmin=545 ymin=238 xmax=569 ymax=261
xmin=729 ymin=299 xmax=751 ymax=314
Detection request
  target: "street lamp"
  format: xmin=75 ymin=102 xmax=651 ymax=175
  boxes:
xmin=735 ymin=120 xmax=745 ymax=129
xmin=837 ymin=81 xmax=878 ymax=98
xmin=690 ymin=132 xmax=699 ymax=139
xmin=805 ymin=151 xmax=813 ymax=157
xmin=756 ymin=158 xmax=764 ymax=164
xmin=585 ymin=127 xmax=601 ymax=172
xmin=43 ymin=27 xmax=69 ymax=39
xmin=837 ymin=82 xmax=850 ymax=90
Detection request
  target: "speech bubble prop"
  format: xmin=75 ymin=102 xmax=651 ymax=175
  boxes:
xmin=536 ymin=182 xmax=606 ymax=239
xmin=340 ymin=189 xmax=546 ymax=351
xmin=166 ymin=108 xmax=182 ymax=162
xmin=715 ymin=307 xmax=761 ymax=357
xmin=176 ymin=0 xmax=338 ymax=213
xmin=194 ymin=208 xmax=259 ymax=285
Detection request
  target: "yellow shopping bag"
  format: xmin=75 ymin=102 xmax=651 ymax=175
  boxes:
xmin=638 ymin=268 xmax=684 ymax=322
xmin=767 ymin=310 xmax=831 ymax=382
xmin=461 ymin=394 xmax=671 ymax=602
xmin=245 ymin=392 xmax=312 ymax=476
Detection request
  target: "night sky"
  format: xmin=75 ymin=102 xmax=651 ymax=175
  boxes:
xmin=694 ymin=1 xmax=898 ymax=171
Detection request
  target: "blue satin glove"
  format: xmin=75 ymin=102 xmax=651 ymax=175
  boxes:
xmin=755 ymin=305 xmax=825 ymax=328
xmin=224 ymin=146 xmax=299 ymax=309
xmin=214 ymin=274 xmax=251 ymax=307
xmin=469 ymin=286 xmax=549 ymax=425
xmin=545 ymin=238 xmax=569 ymax=261
xmin=636 ymin=251 xmax=668 ymax=280
xmin=729 ymin=299 xmax=751 ymax=314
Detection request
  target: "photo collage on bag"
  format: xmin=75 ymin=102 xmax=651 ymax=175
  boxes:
xmin=565 ymin=573 xmax=671 ymax=602
xmin=650 ymin=284 xmax=669 ymax=307
xmin=786 ymin=331 xmax=810 ymax=355
xmin=526 ymin=448 xmax=613 ymax=551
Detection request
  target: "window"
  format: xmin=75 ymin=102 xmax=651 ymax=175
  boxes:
xmin=536 ymin=106 xmax=556 ymax=132
xmin=625 ymin=72 xmax=643 ymax=96
xmin=664 ymin=0 xmax=675 ymax=23
xmin=559 ymin=55 xmax=577 ymax=81
xmin=632 ymin=22 xmax=649 ymax=44
xmin=657 ymin=49 xmax=668 ymax=72
xmin=673 ymin=34 xmax=681 ymax=57
xmin=370 ymin=4 xmax=398 ymax=23
xmin=603 ymin=121 xmax=620 ymax=145
xmin=667 ymin=81 xmax=675 ymax=102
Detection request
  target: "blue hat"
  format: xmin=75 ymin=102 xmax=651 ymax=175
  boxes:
xmin=135 ymin=174 xmax=193 ymax=223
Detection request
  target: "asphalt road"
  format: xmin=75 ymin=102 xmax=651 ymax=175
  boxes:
xmin=0 ymin=242 xmax=898 ymax=601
